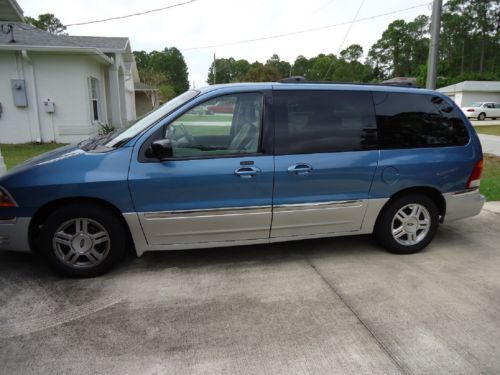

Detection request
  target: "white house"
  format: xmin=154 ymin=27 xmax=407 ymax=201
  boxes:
xmin=0 ymin=0 xmax=140 ymax=144
xmin=438 ymin=81 xmax=500 ymax=107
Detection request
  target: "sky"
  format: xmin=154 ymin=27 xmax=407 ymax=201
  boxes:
xmin=19 ymin=0 xmax=433 ymax=88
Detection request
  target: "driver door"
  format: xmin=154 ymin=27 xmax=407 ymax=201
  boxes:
xmin=128 ymin=92 xmax=274 ymax=246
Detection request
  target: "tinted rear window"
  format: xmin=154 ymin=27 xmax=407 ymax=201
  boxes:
xmin=373 ymin=92 xmax=469 ymax=149
xmin=274 ymin=90 xmax=378 ymax=154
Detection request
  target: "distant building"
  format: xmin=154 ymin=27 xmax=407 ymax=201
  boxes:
xmin=134 ymin=82 xmax=160 ymax=117
xmin=438 ymin=81 xmax=500 ymax=107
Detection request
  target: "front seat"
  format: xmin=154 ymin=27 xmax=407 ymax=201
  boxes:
xmin=229 ymin=103 xmax=260 ymax=152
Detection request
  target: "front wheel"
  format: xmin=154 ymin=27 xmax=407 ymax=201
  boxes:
xmin=374 ymin=194 xmax=439 ymax=254
xmin=38 ymin=203 xmax=127 ymax=277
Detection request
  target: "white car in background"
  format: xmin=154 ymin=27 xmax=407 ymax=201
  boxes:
xmin=460 ymin=102 xmax=500 ymax=120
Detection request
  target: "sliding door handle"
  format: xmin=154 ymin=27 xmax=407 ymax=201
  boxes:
xmin=287 ymin=163 xmax=313 ymax=175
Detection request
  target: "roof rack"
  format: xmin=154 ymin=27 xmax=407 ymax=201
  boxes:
xmin=278 ymin=76 xmax=307 ymax=83
xmin=277 ymin=76 xmax=420 ymax=88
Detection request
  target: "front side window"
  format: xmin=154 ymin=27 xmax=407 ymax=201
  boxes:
xmin=274 ymin=90 xmax=377 ymax=155
xmin=164 ymin=93 xmax=263 ymax=158
xmin=88 ymin=77 xmax=101 ymax=123
xmin=374 ymin=92 xmax=469 ymax=148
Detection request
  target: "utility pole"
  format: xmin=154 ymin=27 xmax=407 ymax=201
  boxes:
xmin=0 ymin=146 xmax=6 ymax=176
xmin=213 ymin=53 xmax=216 ymax=85
xmin=426 ymin=0 xmax=443 ymax=90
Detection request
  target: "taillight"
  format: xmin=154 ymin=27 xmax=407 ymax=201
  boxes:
xmin=0 ymin=187 xmax=17 ymax=207
xmin=467 ymin=109 xmax=475 ymax=112
xmin=467 ymin=159 xmax=484 ymax=189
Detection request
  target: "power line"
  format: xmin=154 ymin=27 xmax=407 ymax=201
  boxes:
xmin=181 ymin=3 xmax=430 ymax=51
xmin=64 ymin=0 xmax=199 ymax=27
xmin=322 ymin=0 xmax=366 ymax=79
xmin=304 ymin=0 xmax=337 ymax=20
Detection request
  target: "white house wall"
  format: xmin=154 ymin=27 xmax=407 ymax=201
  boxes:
xmin=32 ymin=53 xmax=106 ymax=144
xmin=461 ymin=92 xmax=500 ymax=107
xmin=0 ymin=52 xmax=35 ymax=143
xmin=440 ymin=90 xmax=500 ymax=107
xmin=0 ymin=52 xmax=111 ymax=144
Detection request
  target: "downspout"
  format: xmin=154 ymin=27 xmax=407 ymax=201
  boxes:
xmin=21 ymin=50 xmax=43 ymax=142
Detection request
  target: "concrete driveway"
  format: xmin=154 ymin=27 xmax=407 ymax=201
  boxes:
xmin=1 ymin=204 xmax=500 ymax=374
xmin=478 ymin=133 xmax=500 ymax=157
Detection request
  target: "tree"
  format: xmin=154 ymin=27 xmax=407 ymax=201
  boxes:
xmin=340 ymin=44 xmax=364 ymax=62
xmin=207 ymin=57 xmax=234 ymax=84
xmin=133 ymin=51 xmax=150 ymax=72
xmin=146 ymin=47 xmax=189 ymax=95
xmin=134 ymin=47 xmax=189 ymax=95
xmin=232 ymin=59 xmax=251 ymax=81
xmin=242 ymin=62 xmax=281 ymax=82
xmin=367 ymin=17 xmax=429 ymax=80
xmin=138 ymin=70 xmax=169 ymax=106
xmin=133 ymin=47 xmax=189 ymax=97
xmin=266 ymin=54 xmax=291 ymax=78
xmin=25 ymin=13 xmax=66 ymax=34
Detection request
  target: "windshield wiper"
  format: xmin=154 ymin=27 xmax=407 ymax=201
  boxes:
xmin=79 ymin=133 xmax=114 ymax=151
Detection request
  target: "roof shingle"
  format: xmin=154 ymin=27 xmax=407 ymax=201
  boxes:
xmin=0 ymin=22 xmax=129 ymax=52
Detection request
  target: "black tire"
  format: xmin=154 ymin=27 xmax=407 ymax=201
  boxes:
xmin=477 ymin=112 xmax=486 ymax=121
xmin=374 ymin=193 xmax=439 ymax=254
xmin=38 ymin=203 xmax=127 ymax=277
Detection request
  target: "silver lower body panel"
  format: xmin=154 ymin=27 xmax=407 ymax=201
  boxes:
xmin=0 ymin=217 xmax=32 ymax=253
xmin=443 ymin=189 xmax=485 ymax=222
xmin=123 ymin=198 xmax=390 ymax=256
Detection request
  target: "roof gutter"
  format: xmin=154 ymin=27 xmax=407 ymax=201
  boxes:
xmin=0 ymin=45 xmax=113 ymax=65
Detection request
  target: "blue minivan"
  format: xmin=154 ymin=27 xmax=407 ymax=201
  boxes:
xmin=0 ymin=81 xmax=485 ymax=277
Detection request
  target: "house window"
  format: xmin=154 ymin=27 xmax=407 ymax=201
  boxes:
xmin=88 ymin=77 xmax=101 ymax=123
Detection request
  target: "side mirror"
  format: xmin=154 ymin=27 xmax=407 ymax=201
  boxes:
xmin=149 ymin=139 xmax=173 ymax=160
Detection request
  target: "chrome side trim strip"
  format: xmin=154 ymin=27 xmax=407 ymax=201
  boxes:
xmin=274 ymin=200 xmax=363 ymax=212
xmin=143 ymin=205 xmax=271 ymax=219
xmin=452 ymin=188 xmax=479 ymax=197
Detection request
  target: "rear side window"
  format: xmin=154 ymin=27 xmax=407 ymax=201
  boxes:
xmin=373 ymin=92 xmax=469 ymax=149
xmin=274 ymin=90 xmax=377 ymax=155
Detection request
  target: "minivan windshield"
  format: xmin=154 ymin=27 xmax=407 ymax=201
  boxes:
xmin=79 ymin=90 xmax=199 ymax=150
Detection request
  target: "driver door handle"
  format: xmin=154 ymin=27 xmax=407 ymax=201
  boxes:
xmin=234 ymin=166 xmax=261 ymax=179
xmin=287 ymin=163 xmax=313 ymax=175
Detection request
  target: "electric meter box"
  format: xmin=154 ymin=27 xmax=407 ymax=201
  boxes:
xmin=11 ymin=79 xmax=28 ymax=107
xmin=43 ymin=100 xmax=55 ymax=113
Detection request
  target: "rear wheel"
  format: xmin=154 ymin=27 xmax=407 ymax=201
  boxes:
xmin=38 ymin=203 xmax=127 ymax=277
xmin=374 ymin=194 xmax=439 ymax=254
xmin=478 ymin=112 xmax=486 ymax=120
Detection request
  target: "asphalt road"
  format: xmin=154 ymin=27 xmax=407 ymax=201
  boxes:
xmin=1 ymin=204 xmax=500 ymax=374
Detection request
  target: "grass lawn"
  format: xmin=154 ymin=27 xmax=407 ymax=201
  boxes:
xmin=181 ymin=114 xmax=232 ymax=123
xmin=182 ymin=124 xmax=231 ymax=136
xmin=1 ymin=143 xmax=499 ymax=201
xmin=473 ymin=125 xmax=500 ymax=136
xmin=481 ymin=154 xmax=500 ymax=201
xmin=0 ymin=143 xmax=67 ymax=170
